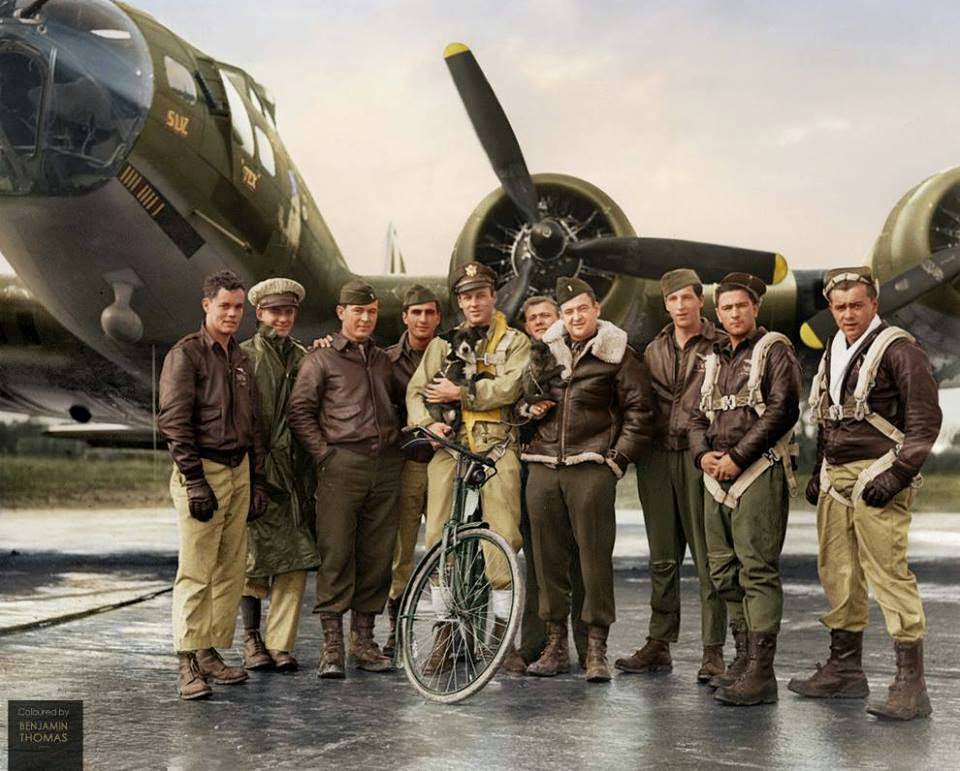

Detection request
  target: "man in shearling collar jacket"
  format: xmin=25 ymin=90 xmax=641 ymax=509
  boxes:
xmin=614 ymin=268 xmax=728 ymax=684
xmin=523 ymin=276 xmax=654 ymax=683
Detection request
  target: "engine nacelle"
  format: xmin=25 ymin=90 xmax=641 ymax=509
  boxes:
xmin=871 ymin=166 xmax=960 ymax=364
xmin=449 ymin=172 xmax=665 ymax=340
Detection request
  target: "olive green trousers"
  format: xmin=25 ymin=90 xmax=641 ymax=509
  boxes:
xmin=313 ymin=448 xmax=402 ymax=615
xmin=704 ymin=464 xmax=788 ymax=633
xmin=389 ymin=459 xmax=429 ymax=600
xmin=636 ymin=449 xmax=726 ymax=646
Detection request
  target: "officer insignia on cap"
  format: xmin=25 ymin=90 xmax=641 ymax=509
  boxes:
xmin=465 ymin=264 xmax=478 ymax=277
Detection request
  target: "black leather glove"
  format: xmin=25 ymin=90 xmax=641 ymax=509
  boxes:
xmin=805 ymin=470 xmax=821 ymax=507
xmin=248 ymin=484 xmax=270 ymax=522
xmin=861 ymin=469 xmax=909 ymax=509
xmin=186 ymin=479 xmax=218 ymax=522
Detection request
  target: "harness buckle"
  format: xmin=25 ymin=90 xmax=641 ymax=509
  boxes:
xmin=719 ymin=394 xmax=738 ymax=411
xmin=827 ymin=403 xmax=844 ymax=421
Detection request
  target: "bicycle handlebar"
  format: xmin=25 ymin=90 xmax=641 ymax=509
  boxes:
xmin=401 ymin=425 xmax=497 ymax=469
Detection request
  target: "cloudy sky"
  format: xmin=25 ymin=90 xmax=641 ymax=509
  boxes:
xmin=4 ymin=0 xmax=960 ymax=277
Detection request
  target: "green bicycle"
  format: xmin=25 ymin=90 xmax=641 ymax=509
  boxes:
xmin=396 ymin=425 xmax=523 ymax=703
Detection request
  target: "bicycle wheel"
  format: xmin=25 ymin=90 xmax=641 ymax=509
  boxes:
xmin=399 ymin=527 xmax=522 ymax=703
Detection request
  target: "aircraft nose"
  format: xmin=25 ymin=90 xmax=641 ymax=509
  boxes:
xmin=0 ymin=0 xmax=153 ymax=196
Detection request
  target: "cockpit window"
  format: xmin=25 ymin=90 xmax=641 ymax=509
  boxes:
xmin=255 ymin=126 xmax=275 ymax=177
xmin=0 ymin=51 xmax=43 ymax=153
xmin=222 ymin=70 xmax=255 ymax=157
xmin=164 ymin=56 xmax=197 ymax=105
xmin=0 ymin=0 xmax=153 ymax=196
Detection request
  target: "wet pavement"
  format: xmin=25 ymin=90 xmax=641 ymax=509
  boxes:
xmin=1 ymin=508 xmax=959 ymax=769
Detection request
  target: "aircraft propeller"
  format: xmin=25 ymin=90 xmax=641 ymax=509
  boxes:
xmin=799 ymin=246 xmax=960 ymax=349
xmin=444 ymin=42 xmax=786 ymax=319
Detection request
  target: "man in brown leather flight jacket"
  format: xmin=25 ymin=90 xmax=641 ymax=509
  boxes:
xmin=523 ymin=276 xmax=654 ymax=683
xmin=615 ymin=268 xmax=728 ymax=684
xmin=288 ymin=280 xmax=402 ymax=679
xmin=158 ymin=269 xmax=267 ymax=700
xmin=381 ymin=283 xmax=441 ymax=657
xmin=787 ymin=266 xmax=941 ymax=722
xmin=688 ymin=272 xmax=802 ymax=707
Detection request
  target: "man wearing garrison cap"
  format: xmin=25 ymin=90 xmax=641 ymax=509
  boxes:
xmin=615 ymin=268 xmax=729 ymax=684
xmin=289 ymin=279 xmax=403 ymax=679
xmin=523 ymin=276 xmax=654 ymax=682
xmin=689 ymin=271 xmax=802 ymax=706
xmin=236 ymin=279 xmax=320 ymax=674
xmin=381 ymin=283 xmax=442 ymax=657
xmin=787 ymin=266 xmax=941 ymax=721
xmin=407 ymin=261 xmax=531 ymax=675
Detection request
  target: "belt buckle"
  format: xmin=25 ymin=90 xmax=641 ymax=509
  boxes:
xmin=720 ymin=394 xmax=737 ymax=411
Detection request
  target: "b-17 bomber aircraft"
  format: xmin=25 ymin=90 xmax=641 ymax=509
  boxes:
xmin=1 ymin=0 xmax=959 ymax=446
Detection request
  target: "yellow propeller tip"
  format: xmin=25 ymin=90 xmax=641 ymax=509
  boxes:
xmin=773 ymin=253 xmax=789 ymax=284
xmin=444 ymin=43 xmax=470 ymax=58
xmin=800 ymin=322 xmax=824 ymax=350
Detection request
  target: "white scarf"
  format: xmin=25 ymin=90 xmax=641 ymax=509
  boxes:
xmin=829 ymin=314 xmax=882 ymax=405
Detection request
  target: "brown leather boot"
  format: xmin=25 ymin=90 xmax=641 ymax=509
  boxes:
xmin=527 ymin=621 xmax=570 ymax=677
xmin=866 ymin=639 xmax=933 ymax=720
xmin=585 ymin=625 xmax=611 ymax=683
xmin=177 ymin=652 xmax=212 ymax=700
xmin=195 ymin=648 xmax=248 ymax=685
xmin=714 ymin=631 xmax=778 ymax=705
xmin=491 ymin=617 xmax=527 ymax=675
xmin=709 ymin=621 xmax=748 ymax=689
xmin=268 ymin=650 xmax=298 ymax=672
xmin=697 ymin=644 xmax=725 ymax=683
xmin=243 ymin=629 xmax=274 ymax=671
xmin=318 ymin=613 xmax=345 ymax=679
xmin=614 ymin=637 xmax=672 ymax=674
xmin=788 ymin=629 xmax=869 ymax=699
xmin=383 ymin=596 xmax=402 ymax=658
xmin=421 ymin=623 xmax=455 ymax=676
xmin=349 ymin=611 xmax=393 ymax=672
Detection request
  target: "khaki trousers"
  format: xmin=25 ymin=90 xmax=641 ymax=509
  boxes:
xmin=170 ymin=458 xmax=249 ymax=652
xmin=425 ymin=446 xmax=522 ymax=590
xmin=527 ymin=463 xmax=618 ymax=627
xmin=389 ymin=459 xmax=429 ymax=599
xmin=705 ymin=464 xmax=788 ymax=633
xmin=637 ymin=449 xmax=726 ymax=646
xmin=817 ymin=459 xmax=925 ymax=641
xmin=243 ymin=570 xmax=307 ymax=651
xmin=314 ymin=448 xmax=402 ymax=615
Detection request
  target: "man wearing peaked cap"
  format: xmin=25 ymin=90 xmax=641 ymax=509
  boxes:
xmin=616 ymin=268 xmax=729 ymax=683
xmin=248 ymin=277 xmax=305 ymax=309
xmin=820 ymin=265 xmax=879 ymax=298
xmin=715 ymin=272 xmax=767 ymax=303
xmin=238 ymin=277 xmax=319 ymax=674
xmin=407 ymin=259 xmax=531 ymax=675
xmin=288 ymin=278 xmax=404 ymax=679
xmin=381 ymin=283 xmax=442 ymax=657
xmin=450 ymin=260 xmax=498 ymax=294
xmin=787 ymin=265 xmax=941 ymax=721
xmin=688 ymin=270 xmax=802 ymax=706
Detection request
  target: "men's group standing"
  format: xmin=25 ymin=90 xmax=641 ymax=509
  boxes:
xmin=158 ymin=260 xmax=941 ymax=721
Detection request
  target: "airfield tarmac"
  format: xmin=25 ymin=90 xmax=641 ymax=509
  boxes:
xmin=1 ymin=507 xmax=959 ymax=770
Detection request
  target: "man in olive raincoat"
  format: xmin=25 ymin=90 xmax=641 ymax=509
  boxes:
xmin=238 ymin=278 xmax=321 ymax=672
